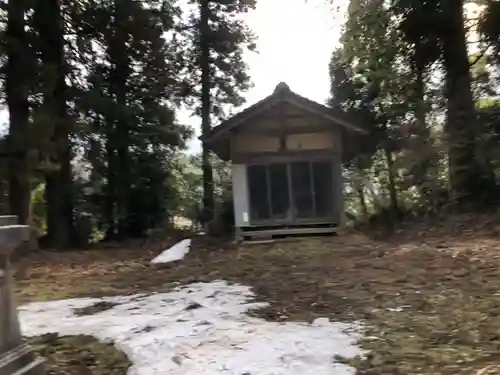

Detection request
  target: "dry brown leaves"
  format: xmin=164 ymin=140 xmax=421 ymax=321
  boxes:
xmin=15 ymin=215 xmax=500 ymax=374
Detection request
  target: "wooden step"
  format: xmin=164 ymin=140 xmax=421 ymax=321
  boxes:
xmin=0 ymin=216 xmax=18 ymax=227
xmin=243 ymin=226 xmax=338 ymax=239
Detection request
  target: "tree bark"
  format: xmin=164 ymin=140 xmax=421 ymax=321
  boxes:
xmin=6 ymin=0 xmax=31 ymax=225
xmin=384 ymin=147 xmax=398 ymax=213
xmin=105 ymin=117 xmax=117 ymax=240
xmin=34 ymin=0 xmax=74 ymax=248
xmin=412 ymin=65 xmax=433 ymax=197
xmin=200 ymin=0 xmax=215 ymax=225
xmin=414 ymin=66 xmax=427 ymax=134
xmin=110 ymin=0 xmax=131 ymax=240
xmin=440 ymin=0 xmax=492 ymax=201
xmin=357 ymin=186 xmax=368 ymax=219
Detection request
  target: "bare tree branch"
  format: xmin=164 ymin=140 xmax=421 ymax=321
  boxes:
xmin=469 ymin=47 xmax=490 ymax=67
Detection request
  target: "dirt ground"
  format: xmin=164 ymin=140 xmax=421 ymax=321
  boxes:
xmin=15 ymin=214 xmax=500 ymax=375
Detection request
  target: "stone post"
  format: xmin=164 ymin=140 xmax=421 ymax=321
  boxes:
xmin=0 ymin=216 xmax=45 ymax=375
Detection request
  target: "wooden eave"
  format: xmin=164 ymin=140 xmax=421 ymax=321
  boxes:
xmin=200 ymin=82 xmax=370 ymax=160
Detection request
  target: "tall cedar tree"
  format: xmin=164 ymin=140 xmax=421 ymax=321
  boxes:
xmin=110 ymin=0 xmax=132 ymax=239
xmin=199 ymin=0 xmax=213 ymax=224
xmin=338 ymin=0 xmax=494 ymax=205
xmin=74 ymin=0 xmax=187 ymax=238
xmin=6 ymin=0 xmax=31 ymax=224
xmin=394 ymin=0 xmax=495 ymax=200
xmin=440 ymin=0 xmax=488 ymax=199
xmin=179 ymin=0 xmax=255 ymax=224
xmin=33 ymin=0 xmax=74 ymax=248
xmin=335 ymin=0 xmax=408 ymax=213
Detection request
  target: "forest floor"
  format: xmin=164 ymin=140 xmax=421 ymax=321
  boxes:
xmin=14 ymin=213 xmax=500 ymax=375
xmin=28 ymin=334 xmax=130 ymax=375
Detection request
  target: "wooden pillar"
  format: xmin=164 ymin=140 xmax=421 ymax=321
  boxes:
xmin=0 ymin=217 xmax=45 ymax=375
xmin=334 ymin=154 xmax=345 ymax=229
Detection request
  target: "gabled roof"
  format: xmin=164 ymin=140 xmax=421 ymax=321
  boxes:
xmin=201 ymin=82 xmax=369 ymax=144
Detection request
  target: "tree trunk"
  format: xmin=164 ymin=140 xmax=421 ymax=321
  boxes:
xmin=6 ymin=0 xmax=31 ymax=225
xmin=353 ymin=165 xmax=368 ymax=219
xmin=200 ymin=0 xmax=215 ymax=225
xmin=367 ymin=180 xmax=381 ymax=211
xmin=105 ymin=117 xmax=117 ymax=240
xmin=440 ymin=0 xmax=493 ymax=201
xmin=384 ymin=147 xmax=398 ymax=213
xmin=110 ymin=0 xmax=131 ymax=240
xmin=414 ymin=66 xmax=427 ymax=134
xmin=357 ymin=186 xmax=368 ymax=219
xmin=34 ymin=0 xmax=74 ymax=248
xmin=413 ymin=65 xmax=432 ymax=197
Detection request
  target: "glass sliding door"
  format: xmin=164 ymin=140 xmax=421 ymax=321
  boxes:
xmin=268 ymin=163 xmax=290 ymax=219
xmin=290 ymin=162 xmax=315 ymax=218
xmin=247 ymin=160 xmax=334 ymax=224
xmin=247 ymin=165 xmax=270 ymax=221
xmin=247 ymin=163 xmax=290 ymax=222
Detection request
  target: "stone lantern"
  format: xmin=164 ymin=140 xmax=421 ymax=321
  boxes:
xmin=0 ymin=216 xmax=45 ymax=375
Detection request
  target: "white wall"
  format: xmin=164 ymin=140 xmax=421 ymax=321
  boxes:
xmin=231 ymin=164 xmax=250 ymax=227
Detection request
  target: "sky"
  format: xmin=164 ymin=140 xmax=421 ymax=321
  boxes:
xmin=184 ymin=0 xmax=347 ymax=153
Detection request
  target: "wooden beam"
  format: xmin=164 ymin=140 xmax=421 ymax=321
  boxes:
xmin=265 ymin=165 xmax=272 ymax=218
xmin=278 ymin=101 xmax=286 ymax=151
xmin=261 ymin=113 xmax=310 ymax=121
xmin=232 ymin=149 xmax=337 ymax=164
xmin=309 ymin=162 xmax=316 ymax=217
xmin=241 ymin=226 xmax=338 ymax=240
xmin=286 ymin=162 xmax=294 ymax=222
xmin=235 ymin=122 xmax=335 ymax=136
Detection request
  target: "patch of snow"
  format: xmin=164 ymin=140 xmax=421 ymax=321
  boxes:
xmin=387 ymin=305 xmax=411 ymax=312
xmin=19 ymin=280 xmax=363 ymax=375
xmin=311 ymin=317 xmax=331 ymax=327
xmin=151 ymin=239 xmax=191 ymax=264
